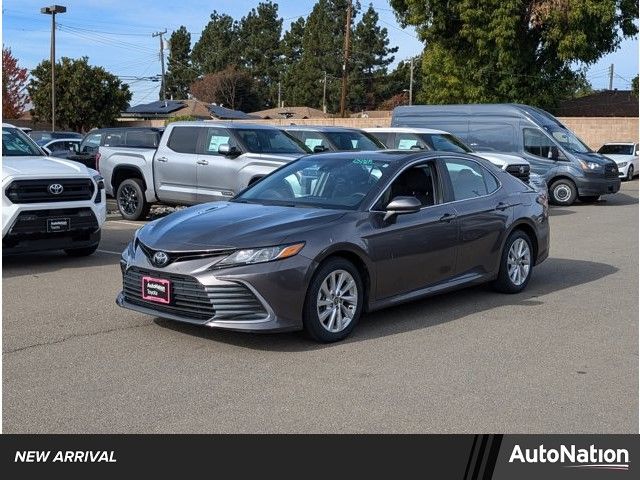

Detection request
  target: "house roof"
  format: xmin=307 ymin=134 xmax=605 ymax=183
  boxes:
xmin=553 ymin=90 xmax=638 ymax=117
xmin=122 ymin=99 xmax=214 ymax=119
xmin=209 ymin=104 xmax=258 ymax=120
xmin=251 ymin=106 xmax=328 ymax=119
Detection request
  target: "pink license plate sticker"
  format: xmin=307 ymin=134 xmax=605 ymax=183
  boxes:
xmin=142 ymin=276 xmax=171 ymax=304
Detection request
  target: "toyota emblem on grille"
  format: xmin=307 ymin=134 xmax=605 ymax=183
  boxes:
xmin=48 ymin=183 xmax=64 ymax=195
xmin=152 ymin=251 xmax=169 ymax=267
xmin=519 ymin=166 xmax=526 ymax=174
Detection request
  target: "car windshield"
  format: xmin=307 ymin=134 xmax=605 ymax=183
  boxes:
xmin=324 ymin=131 xmax=385 ymax=151
xmin=420 ymin=133 xmax=472 ymax=153
xmin=598 ymin=144 xmax=634 ymax=155
xmin=2 ymin=127 xmax=43 ymax=157
xmin=234 ymin=128 xmax=309 ymax=154
xmin=545 ymin=127 xmax=592 ymax=154
xmin=234 ymin=156 xmax=392 ymax=210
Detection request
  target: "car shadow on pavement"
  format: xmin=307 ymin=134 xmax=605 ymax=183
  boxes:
xmin=549 ymin=208 xmax=575 ymax=216
xmin=2 ymin=250 xmax=120 ymax=278
xmin=153 ymin=257 xmax=618 ymax=352
xmin=584 ymin=193 xmax=638 ymax=207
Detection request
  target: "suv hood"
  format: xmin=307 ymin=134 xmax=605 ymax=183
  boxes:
xmin=139 ymin=201 xmax=346 ymax=251
xmin=2 ymin=156 xmax=91 ymax=180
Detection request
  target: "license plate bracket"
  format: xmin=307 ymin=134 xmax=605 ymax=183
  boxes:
xmin=142 ymin=276 xmax=171 ymax=304
xmin=47 ymin=218 xmax=70 ymax=232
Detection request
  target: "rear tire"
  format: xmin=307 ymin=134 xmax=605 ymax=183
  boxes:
xmin=549 ymin=179 xmax=577 ymax=206
xmin=117 ymin=178 xmax=150 ymax=221
xmin=492 ymin=230 xmax=533 ymax=294
xmin=303 ymin=258 xmax=364 ymax=342
xmin=579 ymin=195 xmax=600 ymax=203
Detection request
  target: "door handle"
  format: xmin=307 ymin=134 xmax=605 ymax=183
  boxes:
xmin=439 ymin=213 xmax=457 ymax=223
xmin=494 ymin=202 xmax=510 ymax=211
xmin=196 ymin=159 xmax=209 ymax=165
xmin=156 ymin=157 xmax=168 ymax=163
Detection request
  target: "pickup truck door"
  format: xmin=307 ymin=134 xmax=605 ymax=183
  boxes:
xmin=196 ymin=126 xmax=241 ymax=202
xmin=154 ymin=126 xmax=199 ymax=205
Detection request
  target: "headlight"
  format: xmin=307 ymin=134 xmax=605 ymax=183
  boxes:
xmin=617 ymin=162 xmax=628 ymax=168
xmin=578 ymin=159 xmax=602 ymax=171
xmin=216 ymin=242 xmax=305 ymax=268
xmin=123 ymin=228 xmax=142 ymax=260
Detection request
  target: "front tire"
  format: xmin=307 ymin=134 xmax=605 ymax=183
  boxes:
xmin=492 ymin=230 xmax=533 ymax=294
xmin=303 ymin=258 xmax=364 ymax=342
xmin=117 ymin=178 xmax=150 ymax=221
xmin=549 ymin=179 xmax=577 ymax=206
xmin=626 ymin=164 xmax=634 ymax=181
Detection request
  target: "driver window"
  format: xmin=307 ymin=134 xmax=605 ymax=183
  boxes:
xmin=203 ymin=127 xmax=234 ymax=155
xmin=523 ymin=128 xmax=561 ymax=160
xmin=376 ymin=163 xmax=438 ymax=210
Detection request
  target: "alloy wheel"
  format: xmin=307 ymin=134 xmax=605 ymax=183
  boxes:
xmin=316 ymin=269 xmax=358 ymax=333
xmin=119 ymin=184 xmax=139 ymax=216
xmin=507 ymin=238 xmax=531 ymax=286
xmin=627 ymin=165 xmax=634 ymax=181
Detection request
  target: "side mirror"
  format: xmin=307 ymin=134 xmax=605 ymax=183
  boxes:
xmin=72 ymin=144 xmax=79 ymax=153
xmin=383 ymin=196 xmax=421 ymax=221
xmin=218 ymin=144 xmax=241 ymax=157
xmin=313 ymin=145 xmax=327 ymax=153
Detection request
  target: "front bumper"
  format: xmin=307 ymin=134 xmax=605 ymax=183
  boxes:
xmin=575 ymin=175 xmax=621 ymax=196
xmin=117 ymin=249 xmax=314 ymax=332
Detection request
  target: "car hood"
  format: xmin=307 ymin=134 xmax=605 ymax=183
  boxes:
xmin=138 ymin=201 xmax=347 ymax=251
xmin=572 ymin=151 xmax=615 ymax=166
xmin=2 ymin=156 xmax=90 ymax=180
xmin=473 ymin=152 xmax=529 ymax=168
xmin=600 ymin=154 xmax=634 ymax=163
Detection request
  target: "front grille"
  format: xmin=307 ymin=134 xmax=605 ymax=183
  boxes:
xmin=505 ymin=164 xmax=530 ymax=183
xmin=604 ymin=163 xmax=619 ymax=178
xmin=5 ymin=178 xmax=94 ymax=203
xmin=7 ymin=208 xmax=98 ymax=235
xmin=122 ymin=267 xmax=267 ymax=321
xmin=137 ymin=240 xmax=234 ymax=267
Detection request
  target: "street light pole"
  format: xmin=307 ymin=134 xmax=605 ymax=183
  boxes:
xmin=41 ymin=5 xmax=66 ymax=132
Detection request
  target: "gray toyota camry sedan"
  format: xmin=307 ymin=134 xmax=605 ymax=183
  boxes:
xmin=118 ymin=151 xmax=549 ymax=342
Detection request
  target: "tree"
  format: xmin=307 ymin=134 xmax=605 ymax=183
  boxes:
xmin=2 ymin=47 xmax=29 ymax=118
xmin=632 ymin=75 xmax=639 ymax=98
xmin=165 ymin=26 xmax=196 ymax=100
xmin=290 ymin=0 xmax=357 ymax=112
xmin=28 ymin=57 xmax=131 ymax=131
xmin=190 ymin=65 xmax=259 ymax=111
xmin=349 ymin=4 xmax=398 ymax=110
xmin=390 ymin=0 xmax=639 ymax=108
xmin=192 ymin=12 xmax=240 ymax=74
xmin=280 ymin=16 xmax=306 ymax=106
xmin=238 ymin=1 xmax=283 ymax=107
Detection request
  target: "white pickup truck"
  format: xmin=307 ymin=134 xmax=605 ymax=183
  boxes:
xmin=2 ymin=124 xmax=106 ymax=255
xmin=99 ymin=121 xmax=309 ymax=220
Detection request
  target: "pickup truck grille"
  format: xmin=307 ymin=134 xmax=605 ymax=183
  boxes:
xmin=7 ymin=208 xmax=98 ymax=235
xmin=505 ymin=164 xmax=530 ymax=183
xmin=122 ymin=267 xmax=267 ymax=322
xmin=5 ymin=178 xmax=94 ymax=203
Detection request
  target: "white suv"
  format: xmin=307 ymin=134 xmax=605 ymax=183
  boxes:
xmin=2 ymin=124 xmax=106 ymax=256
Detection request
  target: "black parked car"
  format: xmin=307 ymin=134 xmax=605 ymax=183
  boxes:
xmin=118 ymin=150 xmax=550 ymax=342
xmin=64 ymin=127 xmax=164 ymax=169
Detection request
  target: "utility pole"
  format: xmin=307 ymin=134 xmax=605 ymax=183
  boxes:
xmin=339 ymin=1 xmax=353 ymax=118
xmin=409 ymin=58 xmax=414 ymax=106
xmin=608 ymin=63 xmax=614 ymax=90
xmin=41 ymin=5 xmax=66 ymax=132
xmin=153 ymin=29 xmax=167 ymax=103
xmin=322 ymin=71 xmax=328 ymax=113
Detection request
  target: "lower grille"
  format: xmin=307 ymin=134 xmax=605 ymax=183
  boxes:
xmin=505 ymin=164 xmax=530 ymax=183
xmin=604 ymin=163 xmax=619 ymax=177
xmin=122 ymin=267 xmax=267 ymax=321
xmin=8 ymin=208 xmax=98 ymax=235
xmin=5 ymin=178 xmax=94 ymax=203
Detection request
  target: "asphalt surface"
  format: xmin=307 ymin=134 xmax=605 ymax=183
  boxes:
xmin=3 ymin=182 xmax=638 ymax=433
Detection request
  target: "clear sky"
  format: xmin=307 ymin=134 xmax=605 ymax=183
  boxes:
xmin=2 ymin=0 xmax=638 ymax=106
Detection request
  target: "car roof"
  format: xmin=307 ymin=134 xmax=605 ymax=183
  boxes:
xmin=2 ymin=123 xmax=16 ymax=128
xmin=168 ymin=121 xmax=284 ymax=130
xmin=45 ymin=138 xmax=81 ymax=143
xmin=303 ymin=149 xmax=439 ymax=164
xmin=281 ymin=125 xmax=366 ymax=133
xmin=364 ymin=127 xmax=449 ymax=134
xmin=601 ymin=142 xmax=635 ymax=145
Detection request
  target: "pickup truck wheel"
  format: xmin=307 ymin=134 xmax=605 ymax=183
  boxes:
xmin=117 ymin=179 xmax=150 ymax=220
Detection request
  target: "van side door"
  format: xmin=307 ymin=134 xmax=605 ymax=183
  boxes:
xmin=153 ymin=126 xmax=200 ymax=205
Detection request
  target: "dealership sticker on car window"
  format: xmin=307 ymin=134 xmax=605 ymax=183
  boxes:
xmin=353 ymin=158 xmax=373 ymax=166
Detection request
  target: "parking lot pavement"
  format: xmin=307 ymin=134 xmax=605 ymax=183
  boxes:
xmin=3 ymin=182 xmax=638 ymax=433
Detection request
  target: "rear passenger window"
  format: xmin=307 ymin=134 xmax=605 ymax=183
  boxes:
xmin=125 ymin=130 xmax=160 ymax=148
xmin=444 ymin=158 xmax=498 ymax=200
xmin=167 ymin=127 xmax=200 ymax=154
